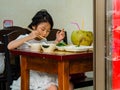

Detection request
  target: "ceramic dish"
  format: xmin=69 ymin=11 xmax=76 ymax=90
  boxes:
xmin=64 ymin=45 xmax=93 ymax=52
xmin=24 ymin=42 xmax=41 ymax=51
xmin=41 ymin=43 xmax=56 ymax=52
xmin=56 ymin=46 xmax=65 ymax=51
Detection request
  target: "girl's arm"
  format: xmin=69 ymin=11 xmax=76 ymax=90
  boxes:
xmin=7 ymin=35 xmax=33 ymax=50
xmin=8 ymin=30 xmax=40 ymax=50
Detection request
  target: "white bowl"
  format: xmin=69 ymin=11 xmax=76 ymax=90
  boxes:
xmin=41 ymin=44 xmax=56 ymax=52
xmin=30 ymin=43 xmax=41 ymax=51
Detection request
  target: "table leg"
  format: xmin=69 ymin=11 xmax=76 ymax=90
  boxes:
xmin=58 ymin=61 xmax=69 ymax=90
xmin=20 ymin=56 xmax=29 ymax=90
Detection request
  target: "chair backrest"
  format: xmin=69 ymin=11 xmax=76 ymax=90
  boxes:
xmin=3 ymin=29 xmax=30 ymax=70
xmin=46 ymin=29 xmax=68 ymax=44
xmin=0 ymin=26 xmax=25 ymax=57
xmin=4 ymin=29 xmax=30 ymax=43
xmin=0 ymin=26 xmax=30 ymax=90
xmin=0 ymin=26 xmax=26 ymax=43
xmin=0 ymin=26 xmax=30 ymax=53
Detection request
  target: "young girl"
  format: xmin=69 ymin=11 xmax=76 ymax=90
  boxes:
xmin=8 ymin=9 xmax=73 ymax=90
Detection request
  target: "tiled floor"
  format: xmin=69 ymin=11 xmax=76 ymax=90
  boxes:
xmin=74 ymin=86 xmax=93 ymax=90
xmin=74 ymin=71 xmax=93 ymax=90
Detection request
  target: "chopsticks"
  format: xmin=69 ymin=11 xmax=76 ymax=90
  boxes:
xmin=27 ymin=28 xmax=33 ymax=32
xmin=27 ymin=28 xmax=46 ymax=39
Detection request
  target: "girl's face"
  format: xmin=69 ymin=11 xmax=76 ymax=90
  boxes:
xmin=33 ymin=22 xmax=51 ymax=38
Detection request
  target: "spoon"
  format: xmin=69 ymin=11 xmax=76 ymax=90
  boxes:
xmin=77 ymin=39 xmax=82 ymax=47
xmin=77 ymin=37 xmax=85 ymax=47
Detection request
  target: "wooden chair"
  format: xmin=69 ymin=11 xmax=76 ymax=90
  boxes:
xmin=0 ymin=26 xmax=24 ymax=90
xmin=0 ymin=26 xmax=30 ymax=90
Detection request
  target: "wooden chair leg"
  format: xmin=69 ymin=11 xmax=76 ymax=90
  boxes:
xmin=0 ymin=81 xmax=6 ymax=90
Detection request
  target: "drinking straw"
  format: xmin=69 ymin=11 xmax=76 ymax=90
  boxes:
xmin=71 ymin=22 xmax=80 ymax=30
xmin=82 ymin=19 xmax=84 ymax=30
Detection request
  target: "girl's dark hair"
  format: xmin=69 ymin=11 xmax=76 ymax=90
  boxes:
xmin=28 ymin=9 xmax=54 ymax=30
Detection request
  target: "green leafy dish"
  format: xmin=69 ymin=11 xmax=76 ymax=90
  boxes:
xmin=56 ymin=42 xmax=67 ymax=47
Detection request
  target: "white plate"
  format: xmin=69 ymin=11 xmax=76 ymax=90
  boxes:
xmin=56 ymin=46 xmax=65 ymax=51
xmin=64 ymin=45 xmax=93 ymax=52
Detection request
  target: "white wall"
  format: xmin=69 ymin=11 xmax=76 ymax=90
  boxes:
xmin=0 ymin=1 xmax=94 ymax=89
xmin=0 ymin=0 xmax=93 ymax=43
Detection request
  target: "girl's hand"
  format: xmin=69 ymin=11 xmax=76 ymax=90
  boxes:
xmin=55 ymin=29 xmax=65 ymax=43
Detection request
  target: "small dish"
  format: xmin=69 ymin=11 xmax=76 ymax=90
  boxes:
xmin=30 ymin=43 xmax=41 ymax=51
xmin=41 ymin=44 xmax=56 ymax=52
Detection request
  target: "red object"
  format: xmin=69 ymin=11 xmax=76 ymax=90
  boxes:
xmin=112 ymin=0 xmax=120 ymax=89
xmin=3 ymin=20 xmax=13 ymax=28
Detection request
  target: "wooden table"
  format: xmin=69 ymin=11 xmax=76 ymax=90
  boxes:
xmin=10 ymin=48 xmax=93 ymax=90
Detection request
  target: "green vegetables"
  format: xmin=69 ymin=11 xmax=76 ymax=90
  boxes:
xmin=56 ymin=42 xmax=67 ymax=46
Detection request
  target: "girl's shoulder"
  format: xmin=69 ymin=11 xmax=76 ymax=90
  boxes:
xmin=16 ymin=34 xmax=29 ymax=40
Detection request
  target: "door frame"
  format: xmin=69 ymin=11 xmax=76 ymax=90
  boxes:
xmin=94 ymin=0 xmax=105 ymax=90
